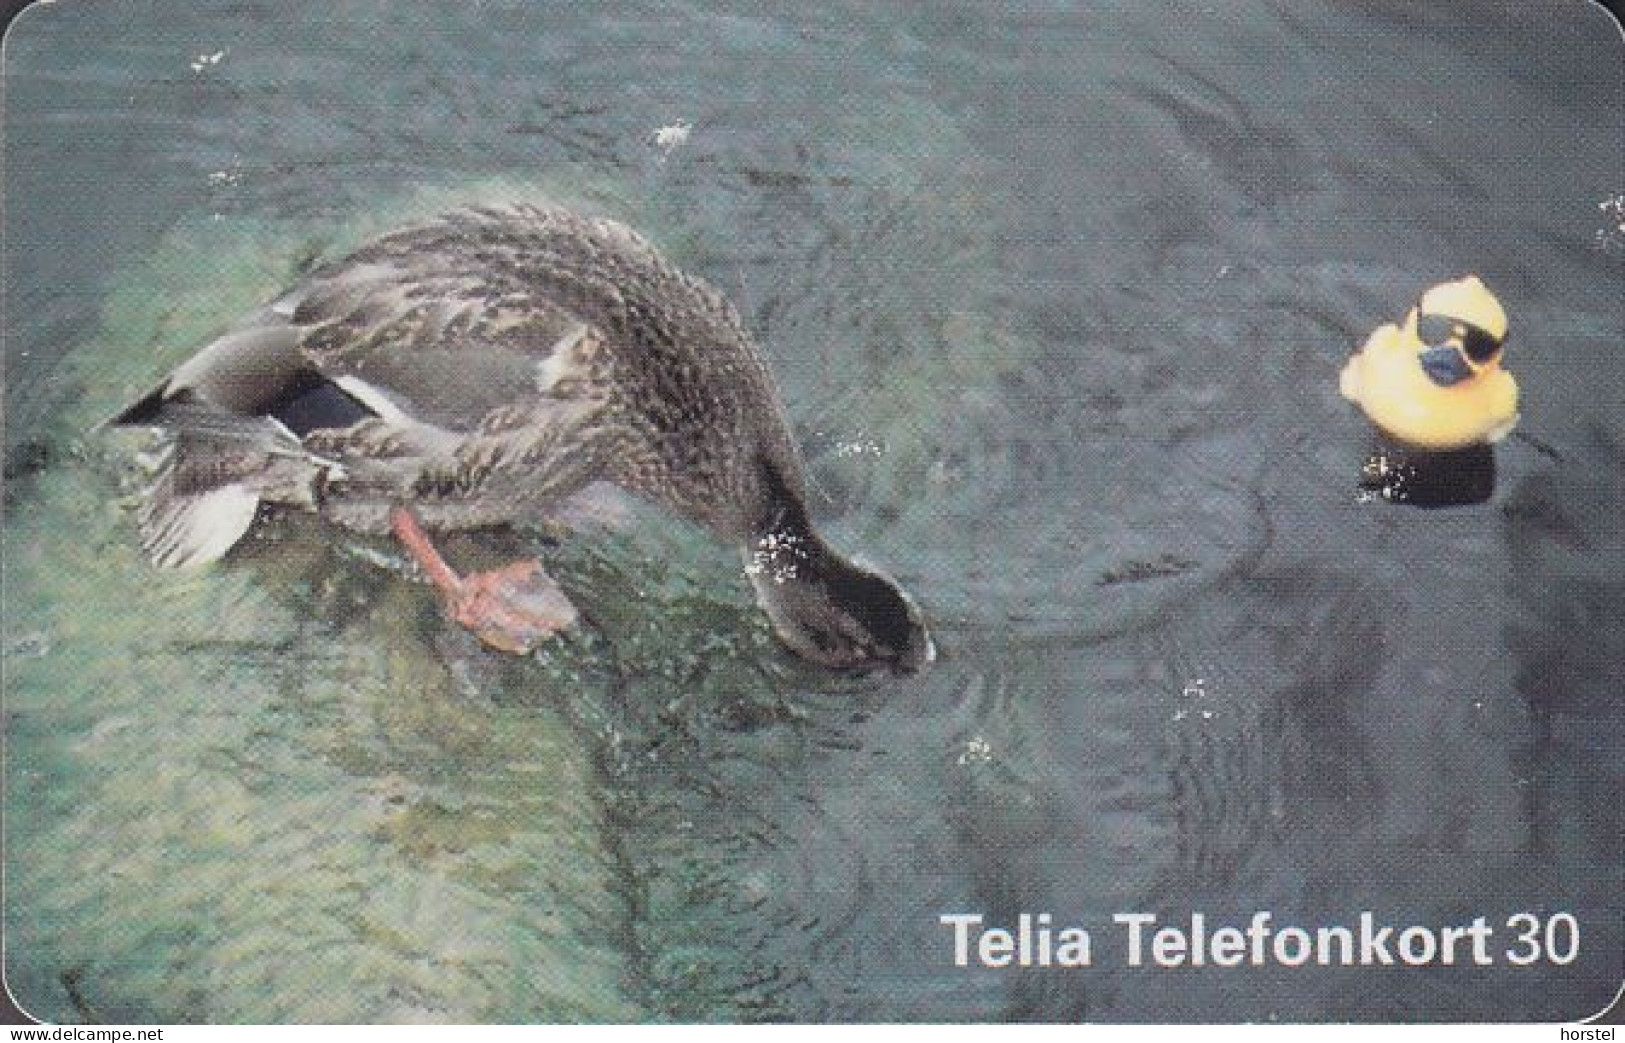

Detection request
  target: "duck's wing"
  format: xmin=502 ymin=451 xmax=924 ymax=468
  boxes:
xmin=279 ymin=269 xmax=580 ymax=434
xmin=270 ymin=245 xmax=634 ymax=517
xmin=106 ymin=310 xmax=352 ymax=567
xmin=111 ymin=216 xmax=639 ymax=563
xmin=276 ymin=210 xmax=643 ymax=436
xmin=117 ymin=208 xmax=636 ymax=436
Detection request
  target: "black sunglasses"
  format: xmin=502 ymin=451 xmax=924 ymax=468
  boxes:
xmin=1415 ymin=307 xmax=1504 ymax=364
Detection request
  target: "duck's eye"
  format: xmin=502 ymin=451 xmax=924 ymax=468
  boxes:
xmin=1415 ymin=313 xmax=1456 ymax=348
xmin=1462 ymin=328 xmax=1502 ymax=363
xmin=1417 ymin=313 xmax=1501 ymax=364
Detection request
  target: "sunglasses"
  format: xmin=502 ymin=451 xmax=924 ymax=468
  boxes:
xmin=1414 ymin=306 xmax=1504 ymax=365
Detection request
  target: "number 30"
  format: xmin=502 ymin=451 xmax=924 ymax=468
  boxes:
xmin=1506 ymin=912 xmax=1579 ymax=965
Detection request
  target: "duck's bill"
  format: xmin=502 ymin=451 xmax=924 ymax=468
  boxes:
xmin=1418 ymin=344 xmax=1472 ymax=387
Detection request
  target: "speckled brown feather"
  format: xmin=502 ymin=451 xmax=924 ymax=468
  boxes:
xmin=112 ymin=203 xmax=932 ymax=670
xmin=271 ymin=204 xmax=802 ymax=538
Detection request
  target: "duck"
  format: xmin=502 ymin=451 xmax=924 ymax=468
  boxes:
xmin=1338 ymin=275 xmax=1519 ymax=451
xmin=108 ymin=203 xmax=934 ymax=672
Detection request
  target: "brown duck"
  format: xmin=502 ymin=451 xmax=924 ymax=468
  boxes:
xmin=111 ymin=204 xmax=933 ymax=672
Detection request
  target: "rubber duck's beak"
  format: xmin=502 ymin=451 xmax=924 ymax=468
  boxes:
xmin=1418 ymin=344 xmax=1473 ymax=387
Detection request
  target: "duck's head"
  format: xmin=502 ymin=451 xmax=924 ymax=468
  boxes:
xmin=744 ymin=456 xmax=935 ymax=674
xmin=746 ymin=542 xmax=935 ymax=675
xmin=1404 ymin=275 xmax=1509 ymax=388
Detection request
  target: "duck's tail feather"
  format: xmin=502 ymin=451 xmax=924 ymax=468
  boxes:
xmin=139 ymin=448 xmax=262 ymax=569
xmin=103 ymin=383 xmax=170 ymax=431
xmin=133 ymin=405 xmax=331 ymax=569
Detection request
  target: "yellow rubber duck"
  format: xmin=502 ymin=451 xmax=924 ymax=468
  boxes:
xmin=1339 ymin=275 xmax=1518 ymax=450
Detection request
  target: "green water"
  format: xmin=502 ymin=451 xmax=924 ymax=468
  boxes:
xmin=4 ymin=174 xmax=881 ymax=1021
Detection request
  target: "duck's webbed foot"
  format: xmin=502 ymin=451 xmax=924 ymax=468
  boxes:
xmin=389 ymin=506 xmax=577 ymax=655
xmin=446 ymin=559 xmax=577 ymax=654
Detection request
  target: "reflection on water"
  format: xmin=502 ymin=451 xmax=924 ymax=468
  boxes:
xmin=4 ymin=0 xmax=1621 ymax=1023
